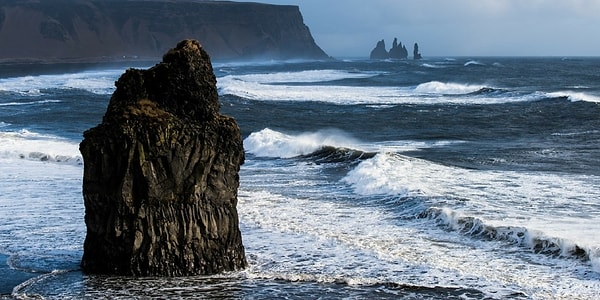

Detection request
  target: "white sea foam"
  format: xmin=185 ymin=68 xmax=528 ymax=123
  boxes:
xmin=0 ymin=69 xmax=122 ymax=95
xmin=220 ymin=69 xmax=376 ymax=84
xmin=0 ymin=130 xmax=82 ymax=164
xmin=243 ymin=128 xmax=360 ymax=158
xmin=421 ymin=63 xmax=445 ymax=69
xmin=551 ymin=129 xmax=600 ymax=136
xmin=464 ymin=60 xmax=485 ymax=67
xmin=238 ymin=189 xmax=492 ymax=293
xmin=547 ymin=91 xmax=600 ymax=103
xmin=218 ymin=69 xmax=543 ymax=105
xmin=0 ymin=99 xmax=62 ymax=107
xmin=413 ymin=81 xmax=484 ymax=94
xmin=342 ymin=152 xmax=600 ymax=262
xmin=0 ymin=158 xmax=83 ymax=265
xmin=243 ymin=128 xmax=462 ymax=159
xmin=220 ymin=80 xmax=407 ymax=104
xmin=238 ymin=182 xmax=600 ymax=298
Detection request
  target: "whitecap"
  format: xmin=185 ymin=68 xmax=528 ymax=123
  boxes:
xmin=243 ymin=128 xmax=360 ymax=158
xmin=0 ymin=69 xmax=123 ymax=95
xmin=546 ymin=91 xmax=600 ymax=103
xmin=341 ymin=152 xmax=600 ymax=256
xmin=421 ymin=63 xmax=445 ymax=69
xmin=0 ymin=130 xmax=82 ymax=165
xmin=220 ymin=69 xmax=376 ymax=85
xmin=0 ymin=99 xmax=62 ymax=107
xmin=464 ymin=60 xmax=485 ymax=67
xmin=219 ymin=70 xmax=541 ymax=105
xmin=414 ymin=81 xmax=485 ymax=95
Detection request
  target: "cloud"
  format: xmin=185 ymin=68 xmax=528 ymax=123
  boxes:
xmin=258 ymin=0 xmax=600 ymax=57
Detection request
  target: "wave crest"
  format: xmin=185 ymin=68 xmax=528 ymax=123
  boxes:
xmin=219 ymin=74 xmax=539 ymax=105
xmin=244 ymin=128 xmax=361 ymax=159
xmin=414 ymin=81 xmax=487 ymax=95
xmin=0 ymin=130 xmax=82 ymax=165
xmin=342 ymin=151 xmax=600 ymax=272
xmin=546 ymin=91 xmax=600 ymax=103
xmin=0 ymin=69 xmax=122 ymax=95
xmin=424 ymin=207 xmax=598 ymax=264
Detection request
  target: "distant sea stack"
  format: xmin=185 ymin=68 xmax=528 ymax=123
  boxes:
xmin=79 ymin=39 xmax=246 ymax=276
xmin=369 ymin=39 xmax=389 ymax=60
xmin=0 ymin=0 xmax=328 ymax=62
xmin=389 ymin=38 xmax=409 ymax=59
xmin=413 ymin=43 xmax=422 ymax=60
xmin=369 ymin=38 xmax=420 ymax=60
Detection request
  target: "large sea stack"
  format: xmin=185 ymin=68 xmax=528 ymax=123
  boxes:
xmin=79 ymin=39 xmax=246 ymax=276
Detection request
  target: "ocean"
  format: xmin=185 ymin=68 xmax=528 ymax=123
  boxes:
xmin=1 ymin=57 xmax=600 ymax=299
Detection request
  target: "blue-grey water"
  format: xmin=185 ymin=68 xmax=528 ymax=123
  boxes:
xmin=1 ymin=57 xmax=600 ymax=299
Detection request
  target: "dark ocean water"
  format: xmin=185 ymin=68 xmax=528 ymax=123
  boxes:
xmin=1 ymin=57 xmax=600 ymax=299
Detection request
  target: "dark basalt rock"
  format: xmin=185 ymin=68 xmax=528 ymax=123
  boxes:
xmin=413 ymin=42 xmax=422 ymax=60
xmin=389 ymin=37 xmax=408 ymax=59
xmin=79 ymin=39 xmax=246 ymax=276
xmin=0 ymin=0 xmax=328 ymax=62
xmin=369 ymin=38 xmax=421 ymax=60
xmin=369 ymin=39 xmax=389 ymax=59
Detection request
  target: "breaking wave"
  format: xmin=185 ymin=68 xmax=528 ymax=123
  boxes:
xmin=413 ymin=81 xmax=485 ymax=95
xmin=0 ymin=130 xmax=82 ymax=164
xmin=298 ymin=146 xmax=375 ymax=164
xmin=0 ymin=69 xmax=121 ymax=95
xmin=243 ymin=128 xmax=460 ymax=161
xmin=243 ymin=128 xmax=362 ymax=159
xmin=218 ymin=68 xmax=550 ymax=105
xmin=546 ymin=91 xmax=600 ymax=103
xmin=341 ymin=152 xmax=600 ymax=271
xmin=423 ymin=207 xmax=600 ymax=268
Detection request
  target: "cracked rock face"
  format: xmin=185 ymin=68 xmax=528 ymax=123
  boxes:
xmin=80 ymin=39 xmax=246 ymax=276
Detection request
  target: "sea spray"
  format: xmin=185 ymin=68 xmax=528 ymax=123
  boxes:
xmin=244 ymin=128 xmax=361 ymax=158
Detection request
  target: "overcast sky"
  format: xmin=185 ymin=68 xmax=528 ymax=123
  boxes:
xmin=255 ymin=0 xmax=600 ymax=58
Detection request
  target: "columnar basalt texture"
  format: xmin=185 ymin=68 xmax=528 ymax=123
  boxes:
xmin=80 ymin=39 xmax=246 ymax=276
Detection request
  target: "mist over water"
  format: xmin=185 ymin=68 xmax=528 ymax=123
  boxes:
xmin=1 ymin=57 xmax=600 ymax=299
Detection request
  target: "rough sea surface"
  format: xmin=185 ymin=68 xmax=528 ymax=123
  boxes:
xmin=1 ymin=57 xmax=600 ymax=299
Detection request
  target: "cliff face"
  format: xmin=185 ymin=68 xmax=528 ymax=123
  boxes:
xmin=0 ymin=0 xmax=328 ymax=62
xmin=79 ymin=39 xmax=246 ymax=276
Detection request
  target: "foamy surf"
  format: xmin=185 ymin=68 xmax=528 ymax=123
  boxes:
xmin=0 ymin=130 xmax=82 ymax=164
xmin=342 ymin=152 xmax=600 ymax=272
xmin=2 ymin=56 xmax=600 ymax=299
xmin=547 ymin=91 xmax=600 ymax=103
xmin=0 ymin=69 xmax=122 ymax=95
xmin=218 ymin=69 xmax=549 ymax=105
xmin=414 ymin=81 xmax=485 ymax=94
xmin=243 ymin=128 xmax=465 ymax=159
xmin=243 ymin=128 xmax=361 ymax=158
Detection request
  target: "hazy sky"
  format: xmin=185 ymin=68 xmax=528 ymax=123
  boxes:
xmin=256 ymin=0 xmax=600 ymax=58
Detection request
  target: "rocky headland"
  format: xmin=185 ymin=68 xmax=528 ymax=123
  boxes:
xmin=79 ymin=39 xmax=246 ymax=276
xmin=0 ymin=0 xmax=328 ymax=63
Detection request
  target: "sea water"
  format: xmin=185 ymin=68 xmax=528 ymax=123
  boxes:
xmin=1 ymin=57 xmax=600 ymax=299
